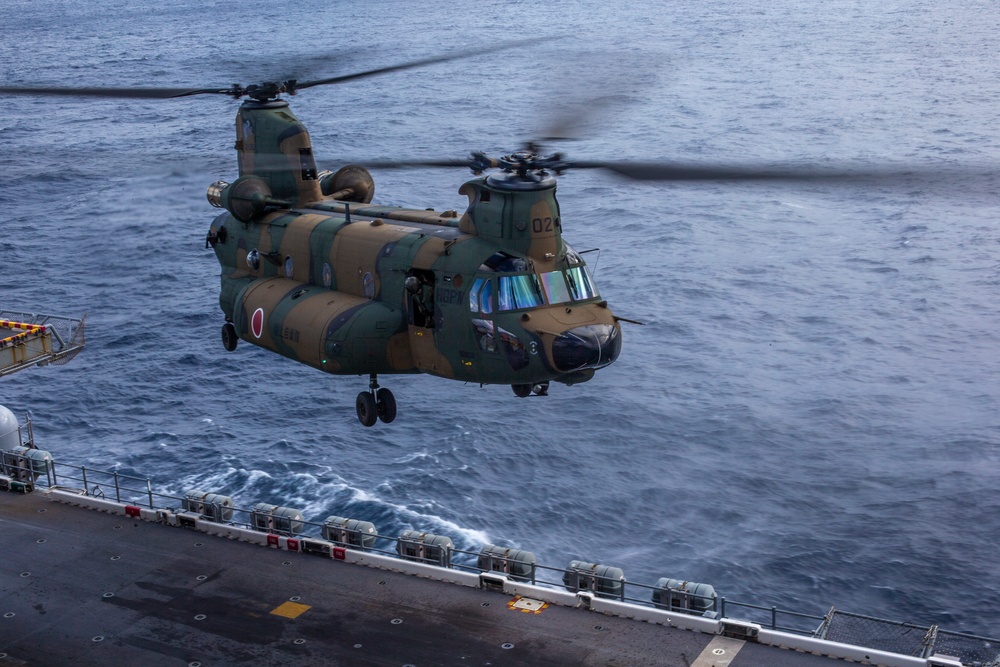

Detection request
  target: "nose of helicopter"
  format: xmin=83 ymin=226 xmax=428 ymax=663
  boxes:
xmin=551 ymin=324 xmax=622 ymax=372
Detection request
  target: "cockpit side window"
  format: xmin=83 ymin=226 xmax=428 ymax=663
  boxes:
xmin=481 ymin=279 xmax=494 ymax=314
xmin=469 ymin=277 xmax=494 ymax=314
xmin=469 ymin=278 xmax=483 ymax=313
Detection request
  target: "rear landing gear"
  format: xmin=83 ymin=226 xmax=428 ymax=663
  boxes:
xmin=356 ymin=392 xmax=377 ymax=427
xmin=376 ymin=387 xmax=396 ymax=423
xmin=356 ymin=374 xmax=396 ymax=427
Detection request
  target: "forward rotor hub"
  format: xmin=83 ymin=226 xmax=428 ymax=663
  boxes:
xmin=489 ymin=150 xmax=567 ymax=178
xmin=232 ymin=79 xmax=298 ymax=101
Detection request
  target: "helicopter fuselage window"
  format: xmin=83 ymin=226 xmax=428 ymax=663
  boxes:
xmin=498 ymin=326 xmax=530 ymax=370
xmin=472 ymin=318 xmax=497 ymax=353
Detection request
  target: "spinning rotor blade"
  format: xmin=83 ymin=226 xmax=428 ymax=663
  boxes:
xmin=0 ymin=85 xmax=234 ymax=99
xmin=354 ymin=152 xmax=997 ymax=194
xmin=295 ymin=37 xmax=544 ymax=91
xmin=0 ymin=37 xmax=545 ymax=101
xmin=568 ymin=160 xmax=999 ymax=186
xmin=362 ymin=159 xmax=478 ymax=170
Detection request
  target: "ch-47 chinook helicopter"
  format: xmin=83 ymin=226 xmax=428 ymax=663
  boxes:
xmin=4 ymin=47 xmax=992 ymax=425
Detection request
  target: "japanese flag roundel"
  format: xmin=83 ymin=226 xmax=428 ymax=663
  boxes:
xmin=251 ymin=308 xmax=265 ymax=339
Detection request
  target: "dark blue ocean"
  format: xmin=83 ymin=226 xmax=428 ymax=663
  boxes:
xmin=2 ymin=0 xmax=998 ymax=638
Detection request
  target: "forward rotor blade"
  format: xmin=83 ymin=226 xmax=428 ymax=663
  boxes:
xmin=0 ymin=85 xmax=235 ymax=99
xmin=568 ymin=160 xmax=998 ymax=185
xmin=296 ymin=37 xmax=544 ymax=91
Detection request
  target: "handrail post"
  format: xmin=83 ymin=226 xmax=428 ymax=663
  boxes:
xmin=82 ymin=466 xmax=88 ymax=496
xmin=720 ymin=596 xmax=726 ymax=618
xmin=113 ymin=471 xmax=121 ymax=503
xmin=147 ymin=478 xmax=153 ymax=509
xmin=772 ymin=606 xmax=777 ymax=630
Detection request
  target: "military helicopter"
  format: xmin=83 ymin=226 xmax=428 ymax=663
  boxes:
xmin=3 ymin=47 xmax=991 ymax=426
xmin=3 ymin=47 xmax=630 ymax=426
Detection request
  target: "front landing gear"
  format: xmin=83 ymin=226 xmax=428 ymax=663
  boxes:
xmin=356 ymin=374 xmax=396 ymax=427
xmin=512 ymin=381 xmax=549 ymax=398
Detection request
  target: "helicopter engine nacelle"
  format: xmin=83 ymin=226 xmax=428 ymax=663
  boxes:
xmin=318 ymin=165 xmax=376 ymax=203
xmin=207 ymin=176 xmax=291 ymax=223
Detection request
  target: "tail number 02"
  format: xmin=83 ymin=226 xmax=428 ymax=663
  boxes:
xmin=531 ymin=217 xmax=560 ymax=233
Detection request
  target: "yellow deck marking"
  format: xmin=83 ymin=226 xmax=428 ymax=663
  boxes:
xmin=270 ymin=601 xmax=311 ymax=619
xmin=507 ymin=596 xmax=548 ymax=614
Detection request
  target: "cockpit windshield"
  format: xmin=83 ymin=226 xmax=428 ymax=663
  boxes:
xmin=565 ymin=266 xmax=598 ymax=301
xmin=471 ymin=251 xmax=599 ymax=314
xmin=498 ymin=274 xmax=544 ymax=311
xmin=539 ymin=266 xmax=598 ymax=304
xmin=538 ymin=271 xmax=572 ymax=304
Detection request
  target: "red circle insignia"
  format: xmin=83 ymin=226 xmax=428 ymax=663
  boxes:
xmin=251 ymin=308 xmax=264 ymax=339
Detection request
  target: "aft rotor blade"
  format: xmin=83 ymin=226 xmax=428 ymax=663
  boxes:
xmin=0 ymin=85 xmax=236 ymax=99
xmin=360 ymin=159 xmax=477 ymax=169
xmin=296 ymin=37 xmax=544 ymax=91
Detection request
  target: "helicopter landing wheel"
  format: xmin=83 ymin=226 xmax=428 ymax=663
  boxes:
xmin=221 ymin=322 xmax=238 ymax=351
xmin=356 ymin=391 xmax=378 ymax=427
xmin=512 ymin=383 xmax=532 ymax=398
xmin=376 ymin=388 xmax=397 ymax=424
xmin=532 ymin=382 xmax=549 ymax=396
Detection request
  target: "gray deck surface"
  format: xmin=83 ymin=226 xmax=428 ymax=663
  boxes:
xmin=0 ymin=491 xmax=849 ymax=666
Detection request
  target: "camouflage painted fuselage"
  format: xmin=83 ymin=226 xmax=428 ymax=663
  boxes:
xmin=207 ymin=100 xmax=621 ymax=388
